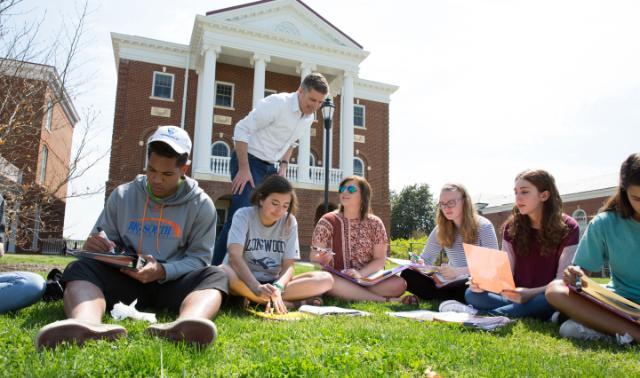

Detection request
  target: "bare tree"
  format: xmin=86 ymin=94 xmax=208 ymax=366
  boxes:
xmin=0 ymin=0 xmax=107 ymax=251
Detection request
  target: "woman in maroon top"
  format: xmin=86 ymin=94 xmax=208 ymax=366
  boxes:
xmin=310 ymin=176 xmax=407 ymax=302
xmin=461 ymin=169 xmax=579 ymax=319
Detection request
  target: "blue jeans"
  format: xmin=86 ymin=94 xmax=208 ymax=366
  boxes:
xmin=464 ymin=288 xmax=555 ymax=320
xmin=0 ymin=271 xmax=46 ymax=313
xmin=212 ymin=152 xmax=277 ymax=265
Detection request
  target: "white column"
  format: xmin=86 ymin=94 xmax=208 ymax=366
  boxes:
xmin=251 ymin=53 xmax=270 ymax=108
xmin=340 ymin=71 xmax=355 ymax=178
xmin=193 ymin=45 xmax=220 ymax=174
xmin=296 ymin=62 xmax=316 ymax=183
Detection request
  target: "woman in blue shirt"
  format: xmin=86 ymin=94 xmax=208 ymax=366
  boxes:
xmin=546 ymin=153 xmax=640 ymax=342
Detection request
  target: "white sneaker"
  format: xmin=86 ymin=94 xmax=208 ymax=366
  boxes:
xmin=438 ymin=300 xmax=478 ymax=315
xmin=559 ymin=320 xmax=612 ymax=342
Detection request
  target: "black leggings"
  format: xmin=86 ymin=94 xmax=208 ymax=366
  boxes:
xmin=400 ymin=269 xmax=467 ymax=303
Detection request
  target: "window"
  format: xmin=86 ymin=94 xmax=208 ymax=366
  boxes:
xmin=309 ymin=153 xmax=316 ymax=167
xmin=215 ymin=82 xmax=234 ymax=108
xmin=264 ymin=89 xmax=277 ymax=97
xmin=39 ymin=146 xmax=48 ymax=184
xmin=152 ymin=72 xmax=174 ymax=99
xmin=354 ymin=104 xmax=365 ymax=128
xmin=211 ymin=141 xmax=230 ymax=157
xmin=44 ymin=99 xmax=53 ymax=131
xmin=353 ymin=157 xmax=365 ymax=177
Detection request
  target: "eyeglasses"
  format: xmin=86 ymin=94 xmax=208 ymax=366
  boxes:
xmin=439 ymin=197 xmax=463 ymax=209
xmin=339 ymin=185 xmax=358 ymax=194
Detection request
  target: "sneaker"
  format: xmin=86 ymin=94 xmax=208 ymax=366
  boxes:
xmin=146 ymin=318 xmax=217 ymax=347
xmin=559 ymin=320 xmax=612 ymax=342
xmin=438 ymin=300 xmax=478 ymax=315
xmin=550 ymin=311 xmax=568 ymax=324
xmin=36 ymin=319 xmax=127 ymax=350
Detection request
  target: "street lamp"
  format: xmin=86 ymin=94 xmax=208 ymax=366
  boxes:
xmin=320 ymin=97 xmax=335 ymax=213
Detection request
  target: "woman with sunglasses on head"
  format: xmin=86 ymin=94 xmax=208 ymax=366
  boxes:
xmin=546 ymin=153 xmax=640 ymax=343
xmin=310 ymin=176 xmax=407 ymax=302
xmin=449 ymin=169 xmax=579 ymax=320
xmin=400 ymin=183 xmax=498 ymax=304
xmin=222 ymin=175 xmax=333 ymax=314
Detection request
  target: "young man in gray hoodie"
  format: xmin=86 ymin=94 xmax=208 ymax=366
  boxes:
xmin=36 ymin=126 xmax=228 ymax=349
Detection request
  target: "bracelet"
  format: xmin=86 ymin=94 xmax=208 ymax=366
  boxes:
xmin=273 ymin=282 xmax=285 ymax=292
xmin=278 ymin=160 xmax=289 ymax=166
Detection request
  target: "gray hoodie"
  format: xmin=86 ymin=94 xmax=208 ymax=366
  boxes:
xmin=93 ymin=174 xmax=216 ymax=282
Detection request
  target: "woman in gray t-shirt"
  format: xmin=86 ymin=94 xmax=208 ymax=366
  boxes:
xmin=222 ymin=175 xmax=333 ymax=314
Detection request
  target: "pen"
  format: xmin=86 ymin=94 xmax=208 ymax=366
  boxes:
xmin=96 ymin=227 xmax=115 ymax=254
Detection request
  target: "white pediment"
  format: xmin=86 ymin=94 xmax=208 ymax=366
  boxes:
xmin=205 ymin=0 xmax=362 ymax=50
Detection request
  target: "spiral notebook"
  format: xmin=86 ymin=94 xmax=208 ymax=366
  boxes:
xmin=68 ymin=250 xmax=146 ymax=271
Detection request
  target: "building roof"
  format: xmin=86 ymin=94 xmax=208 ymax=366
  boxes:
xmin=480 ymin=173 xmax=619 ymax=214
xmin=205 ymin=0 xmax=363 ymax=49
xmin=0 ymin=59 xmax=80 ymax=126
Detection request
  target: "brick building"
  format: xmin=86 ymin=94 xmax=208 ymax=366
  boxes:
xmin=0 ymin=59 xmax=79 ymax=252
xmin=108 ymin=0 xmax=398 ymax=253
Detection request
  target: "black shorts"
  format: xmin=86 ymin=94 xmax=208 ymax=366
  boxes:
xmin=62 ymin=258 xmax=229 ymax=312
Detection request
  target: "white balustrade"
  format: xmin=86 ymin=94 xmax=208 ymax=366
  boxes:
xmin=206 ymin=157 xmax=342 ymax=188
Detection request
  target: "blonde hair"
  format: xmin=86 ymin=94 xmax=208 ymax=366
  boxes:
xmin=436 ymin=183 xmax=479 ymax=248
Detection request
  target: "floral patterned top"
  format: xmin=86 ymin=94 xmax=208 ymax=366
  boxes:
xmin=312 ymin=211 xmax=389 ymax=270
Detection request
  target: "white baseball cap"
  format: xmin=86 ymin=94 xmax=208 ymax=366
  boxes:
xmin=147 ymin=126 xmax=192 ymax=156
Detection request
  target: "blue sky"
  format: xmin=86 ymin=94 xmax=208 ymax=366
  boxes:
xmin=8 ymin=0 xmax=640 ymax=238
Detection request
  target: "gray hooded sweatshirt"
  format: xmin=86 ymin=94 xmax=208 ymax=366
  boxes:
xmin=92 ymin=174 xmax=216 ymax=282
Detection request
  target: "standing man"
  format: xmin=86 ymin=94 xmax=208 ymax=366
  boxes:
xmin=36 ymin=126 xmax=228 ymax=349
xmin=212 ymin=73 xmax=329 ymax=264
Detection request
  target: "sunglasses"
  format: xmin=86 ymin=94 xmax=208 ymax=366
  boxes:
xmin=339 ymin=185 xmax=358 ymax=194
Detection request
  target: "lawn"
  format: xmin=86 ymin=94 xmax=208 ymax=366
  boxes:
xmin=0 ymin=254 xmax=638 ymax=377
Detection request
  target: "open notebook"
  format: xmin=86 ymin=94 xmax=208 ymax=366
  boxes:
xmin=387 ymin=310 xmax=511 ymax=331
xmin=570 ymin=275 xmax=640 ymax=323
xmin=68 ymin=250 xmax=146 ymax=271
xmin=321 ymin=264 xmax=410 ymax=287
xmin=386 ymin=257 xmax=469 ymax=289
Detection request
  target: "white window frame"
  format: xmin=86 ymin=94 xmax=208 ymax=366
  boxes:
xmin=44 ymin=98 xmax=53 ymax=132
xmin=353 ymin=157 xmax=365 ymax=177
xmin=39 ymin=145 xmax=48 ymax=184
xmin=215 ymin=81 xmax=235 ymax=110
xmin=211 ymin=141 xmax=230 ymax=157
xmin=309 ymin=152 xmax=316 ymax=167
xmin=354 ymin=104 xmax=366 ymax=129
xmin=151 ymin=72 xmax=175 ymax=101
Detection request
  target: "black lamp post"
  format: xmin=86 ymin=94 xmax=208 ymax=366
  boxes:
xmin=320 ymin=97 xmax=335 ymax=213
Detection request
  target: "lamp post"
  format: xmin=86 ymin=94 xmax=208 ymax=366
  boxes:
xmin=320 ymin=98 xmax=335 ymax=213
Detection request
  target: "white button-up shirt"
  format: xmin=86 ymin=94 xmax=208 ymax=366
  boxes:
xmin=233 ymin=91 xmax=314 ymax=163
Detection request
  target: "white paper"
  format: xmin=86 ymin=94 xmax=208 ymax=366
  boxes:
xmin=298 ymin=305 xmax=370 ymax=316
xmin=110 ymin=299 xmax=157 ymax=323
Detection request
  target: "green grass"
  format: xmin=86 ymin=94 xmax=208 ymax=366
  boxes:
xmin=1 ymin=255 xmax=639 ymax=377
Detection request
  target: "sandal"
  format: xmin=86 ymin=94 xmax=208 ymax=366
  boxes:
xmin=400 ymin=294 xmax=420 ymax=306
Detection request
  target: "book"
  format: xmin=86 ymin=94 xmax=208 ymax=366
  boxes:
xmin=386 ymin=257 xmax=469 ymax=289
xmin=462 ymin=243 xmax=516 ymax=294
xmin=321 ymin=263 xmax=410 ymax=287
xmin=387 ymin=310 xmax=512 ymax=331
xmin=298 ymin=305 xmax=371 ymax=317
xmin=68 ymin=250 xmax=146 ymax=271
xmin=569 ymin=276 xmax=640 ymax=323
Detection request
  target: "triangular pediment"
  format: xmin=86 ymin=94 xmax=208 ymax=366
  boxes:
xmin=205 ymin=0 xmax=362 ymax=50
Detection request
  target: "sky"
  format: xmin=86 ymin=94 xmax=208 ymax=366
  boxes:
xmin=7 ymin=0 xmax=640 ymax=238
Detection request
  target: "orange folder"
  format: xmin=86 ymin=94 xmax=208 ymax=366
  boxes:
xmin=463 ymin=243 xmax=516 ymax=294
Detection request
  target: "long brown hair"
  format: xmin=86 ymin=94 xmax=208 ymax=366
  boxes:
xmin=338 ymin=175 xmax=372 ymax=220
xmin=600 ymin=153 xmax=640 ymax=218
xmin=436 ymin=183 xmax=479 ymax=248
xmin=505 ymin=169 xmax=568 ymax=256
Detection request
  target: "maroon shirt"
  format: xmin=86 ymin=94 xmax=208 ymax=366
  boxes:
xmin=504 ymin=214 xmax=579 ymax=288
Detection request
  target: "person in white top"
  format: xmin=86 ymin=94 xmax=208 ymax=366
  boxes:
xmin=213 ymin=73 xmax=329 ymax=265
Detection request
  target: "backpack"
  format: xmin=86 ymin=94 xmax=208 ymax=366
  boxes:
xmin=42 ymin=268 xmax=65 ymax=302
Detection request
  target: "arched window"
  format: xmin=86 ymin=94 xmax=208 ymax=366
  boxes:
xmin=211 ymin=141 xmax=230 ymax=157
xmin=353 ymin=157 xmax=365 ymax=177
xmin=309 ymin=153 xmax=316 ymax=167
xmin=572 ymin=208 xmax=588 ymax=238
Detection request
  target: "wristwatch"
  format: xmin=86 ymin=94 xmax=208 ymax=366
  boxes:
xmin=273 ymin=282 xmax=285 ymax=292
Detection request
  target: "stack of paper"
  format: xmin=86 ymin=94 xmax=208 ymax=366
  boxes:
xmin=298 ymin=305 xmax=371 ymax=316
